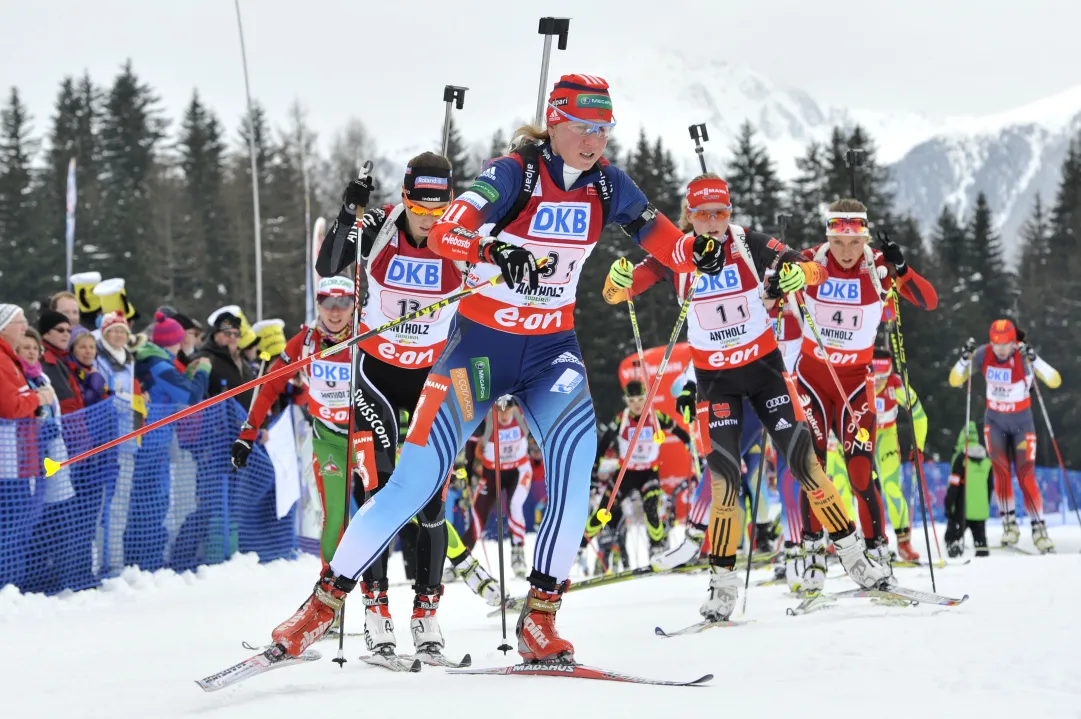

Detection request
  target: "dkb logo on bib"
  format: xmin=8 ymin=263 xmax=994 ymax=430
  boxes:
xmin=818 ymin=278 xmax=861 ymax=304
xmin=529 ymin=202 xmax=591 ymax=241
xmin=385 ymin=256 xmax=442 ymax=290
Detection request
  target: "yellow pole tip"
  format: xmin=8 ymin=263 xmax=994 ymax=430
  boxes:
xmin=856 ymin=429 xmax=870 ymax=443
xmin=596 ymin=508 xmax=612 ymax=525
xmin=43 ymin=458 xmax=60 ymax=477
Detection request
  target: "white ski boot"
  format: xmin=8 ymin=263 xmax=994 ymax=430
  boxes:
xmin=410 ymin=585 xmax=445 ymax=654
xmin=455 ymin=556 xmax=501 ymax=607
xmin=784 ymin=540 xmax=806 ymax=592
xmin=700 ymin=566 xmax=740 ymax=621
xmin=868 ymin=541 xmax=894 ymax=579
xmin=1000 ymin=511 xmax=1020 ymax=546
xmin=1031 ymin=520 xmax=1055 ymax=554
xmin=511 ymin=545 xmax=527 ymax=579
xmin=652 ymin=525 xmax=705 ymax=571
xmin=834 ymin=532 xmax=892 ymax=589
xmin=361 ymin=580 xmax=397 ymax=654
xmin=800 ymin=532 xmax=827 ymax=592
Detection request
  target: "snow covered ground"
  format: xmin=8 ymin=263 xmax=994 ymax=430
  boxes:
xmin=3 ymin=524 xmax=1079 ymax=719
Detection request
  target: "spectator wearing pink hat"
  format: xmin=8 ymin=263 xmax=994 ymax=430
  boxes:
xmin=133 ymin=312 xmax=210 ymax=406
xmin=95 ymin=311 xmax=142 ymax=402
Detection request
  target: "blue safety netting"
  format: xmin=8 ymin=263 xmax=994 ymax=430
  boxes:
xmin=0 ymin=396 xmax=296 ymax=594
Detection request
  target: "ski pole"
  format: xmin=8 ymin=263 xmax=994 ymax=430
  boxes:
xmin=1022 ymin=351 xmax=1081 ymax=529
xmin=44 ymin=259 xmax=546 ymax=477
xmin=887 ymin=301 xmax=940 ymax=590
xmin=688 ymin=124 xmax=709 ymax=174
xmin=961 ymin=356 xmax=973 ymax=542
xmin=784 ymin=284 xmax=870 ymax=444
xmin=533 ymin=17 xmax=570 ymax=125
xmin=334 ymin=158 xmax=375 ymax=668
xmin=492 ymin=403 xmax=513 ymax=653
xmin=441 ymin=85 xmax=468 ymax=157
xmin=740 ymin=431 xmax=769 ymax=615
xmin=599 ymin=267 xmax=707 ymax=524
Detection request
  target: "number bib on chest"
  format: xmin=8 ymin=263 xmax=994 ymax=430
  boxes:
xmin=482 ymin=418 xmax=530 ymax=469
xmin=984 ymin=355 xmax=1031 ymax=412
xmin=801 ymin=265 xmax=883 ymax=368
xmin=616 ymin=409 xmax=661 ymax=471
xmin=360 ymin=224 xmax=463 ymax=368
xmin=308 ymin=358 xmax=352 ymax=424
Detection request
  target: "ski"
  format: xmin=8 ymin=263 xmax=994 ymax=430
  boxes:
xmin=359 ymin=652 xmax=423 ymax=673
xmin=448 ymin=662 xmax=712 ymax=686
xmin=196 ymin=646 xmax=321 ymax=692
xmin=786 ymin=590 xmax=837 ymax=616
xmin=401 ymin=651 xmax=472 ymax=668
xmin=487 ymin=596 xmax=527 ymax=618
xmin=993 ymin=544 xmax=1038 ymax=556
xmin=830 ymin=587 xmax=916 ymax=607
xmin=877 ymin=584 xmax=969 ymax=606
xmin=654 ymin=619 xmax=753 ymax=637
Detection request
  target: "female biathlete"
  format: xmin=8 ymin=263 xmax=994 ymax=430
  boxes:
xmin=265 ymin=74 xmax=724 ymax=664
xmin=793 ymin=199 xmax=937 ymax=589
xmin=603 ymin=173 xmax=891 ymax=622
xmin=949 ymin=319 xmax=1060 ymax=553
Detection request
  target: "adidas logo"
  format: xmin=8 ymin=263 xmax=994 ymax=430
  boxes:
xmin=550 ymin=351 xmax=584 ymax=367
xmin=775 ymin=417 xmax=792 ymax=431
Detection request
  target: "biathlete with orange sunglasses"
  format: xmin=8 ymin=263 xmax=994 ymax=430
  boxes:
xmin=310 ymin=152 xmax=466 ymax=658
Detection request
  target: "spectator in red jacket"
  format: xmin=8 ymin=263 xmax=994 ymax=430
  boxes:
xmin=37 ymin=310 xmax=84 ymax=415
xmin=0 ymin=305 xmax=52 ymax=419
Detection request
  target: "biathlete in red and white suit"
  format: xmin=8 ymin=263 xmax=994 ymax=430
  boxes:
xmin=949 ymin=319 xmax=1060 ymax=553
xmin=793 ymin=199 xmax=937 ymax=589
xmin=311 ymin=152 xmax=465 ymax=656
xmin=603 ymin=174 xmax=893 ymax=623
xmin=266 ymin=74 xmax=730 ymax=664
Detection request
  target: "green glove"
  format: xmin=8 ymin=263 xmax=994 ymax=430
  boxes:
xmin=778 ymin=264 xmax=806 ymax=294
xmin=609 ymin=257 xmax=634 ymax=289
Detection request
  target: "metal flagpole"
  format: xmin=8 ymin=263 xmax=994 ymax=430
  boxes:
xmin=234 ymin=0 xmax=264 ymax=321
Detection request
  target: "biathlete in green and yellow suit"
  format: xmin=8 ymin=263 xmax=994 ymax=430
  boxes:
xmin=871 ymin=348 xmax=926 ymax=561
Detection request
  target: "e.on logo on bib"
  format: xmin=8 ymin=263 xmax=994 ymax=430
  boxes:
xmin=817 ymin=278 xmax=861 ymax=304
xmin=529 ymin=202 xmax=591 ymax=241
xmin=385 ymin=256 xmax=442 ymax=290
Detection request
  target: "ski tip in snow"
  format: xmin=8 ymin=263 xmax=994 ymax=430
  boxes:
xmin=448 ymin=662 xmax=713 ymax=686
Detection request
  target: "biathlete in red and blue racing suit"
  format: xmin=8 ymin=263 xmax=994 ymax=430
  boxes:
xmin=265 ymin=74 xmax=727 ymax=664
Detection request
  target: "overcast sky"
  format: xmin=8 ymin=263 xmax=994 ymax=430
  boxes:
xmin=1 ymin=0 xmax=1076 ymax=154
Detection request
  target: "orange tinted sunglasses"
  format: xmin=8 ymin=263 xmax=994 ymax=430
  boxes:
xmin=689 ymin=207 xmax=731 ymax=222
xmin=403 ymin=194 xmax=450 ymax=217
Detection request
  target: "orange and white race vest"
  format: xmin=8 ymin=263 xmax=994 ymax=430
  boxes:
xmin=616 ymin=408 xmax=663 ymax=471
xmin=482 ymin=413 xmax=531 ymax=470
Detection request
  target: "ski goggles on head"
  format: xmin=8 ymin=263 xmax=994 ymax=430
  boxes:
xmin=547 ymin=104 xmax=615 ymax=137
xmin=689 ymin=207 xmax=732 ymax=222
xmin=826 ymin=213 xmax=870 ymax=236
xmin=402 ymin=194 xmax=449 ymax=218
xmin=318 ymin=295 xmax=355 ymax=310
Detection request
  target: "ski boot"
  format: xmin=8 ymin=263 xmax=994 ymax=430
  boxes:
xmin=652 ymin=525 xmax=705 ymax=570
xmin=455 ymin=556 xmax=501 ymax=607
xmin=1031 ymin=520 xmax=1055 ymax=554
xmin=361 ymin=579 xmax=396 ymax=655
xmin=800 ymin=532 xmax=828 ymax=593
xmin=516 ymin=573 xmax=574 ymax=663
xmin=411 ymin=585 xmax=445 ymax=654
xmin=947 ymin=539 xmax=965 ymax=558
xmin=895 ymin=528 xmax=921 ymax=562
xmin=754 ymin=523 xmax=775 ymax=555
xmin=834 ymin=531 xmax=891 ymax=589
xmin=974 ymin=540 xmax=989 ymax=558
xmin=1000 ymin=510 xmax=1020 ymax=546
xmin=700 ymin=566 xmax=740 ymax=621
xmin=271 ymin=570 xmax=356 ymax=656
xmin=868 ymin=539 xmax=894 ymax=579
xmin=783 ymin=541 xmax=805 ymax=592
xmin=511 ymin=545 xmax=527 ymax=579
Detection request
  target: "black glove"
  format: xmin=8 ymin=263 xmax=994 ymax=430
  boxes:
xmin=675 ymin=382 xmax=697 ymax=423
xmin=1021 ymin=344 xmax=1037 ymax=362
xmin=877 ymin=231 xmax=907 ymax=274
xmin=342 ymin=176 xmax=375 ymax=214
xmin=960 ymin=337 xmax=977 ymax=361
xmin=231 ymin=438 xmax=253 ymax=469
xmin=692 ymin=234 xmax=725 ymax=275
xmin=480 ymin=238 xmax=539 ymax=291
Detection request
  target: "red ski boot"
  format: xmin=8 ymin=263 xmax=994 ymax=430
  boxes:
xmin=271 ymin=571 xmax=356 ymax=656
xmin=895 ymin=529 xmax=921 ymax=562
xmin=516 ymin=578 xmax=574 ymax=663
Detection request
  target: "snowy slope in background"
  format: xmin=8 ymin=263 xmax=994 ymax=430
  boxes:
xmin=381 ymin=48 xmax=1081 ymax=263
xmin=4 ymin=525 xmax=1080 ymax=718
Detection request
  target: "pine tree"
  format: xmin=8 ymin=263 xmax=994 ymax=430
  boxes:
xmin=0 ymin=87 xmax=40 ymax=308
xmin=724 ymin=121 xmax=783 ymax=232
xmin=175 ymin=91 xmax=230 ymax=320
xmin=486 ymin=128 xmax=507 ymax=161
xmin=38 ymin=74 xmax=104 ymax=296
xmin=98 ymin=61 xmax=166 ymax=310
xmin=785 ymin=141 xmax=829 ymax=249
xmin=1017 ymin=195 xmax=1052 ymax=344
xmin=224 ymin=102 xmax=274 ymax=316
xmin=316 ymin=117 xmax=385 ymax=215
xmin=965 ymin=192 xmax=1012 ymax=327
